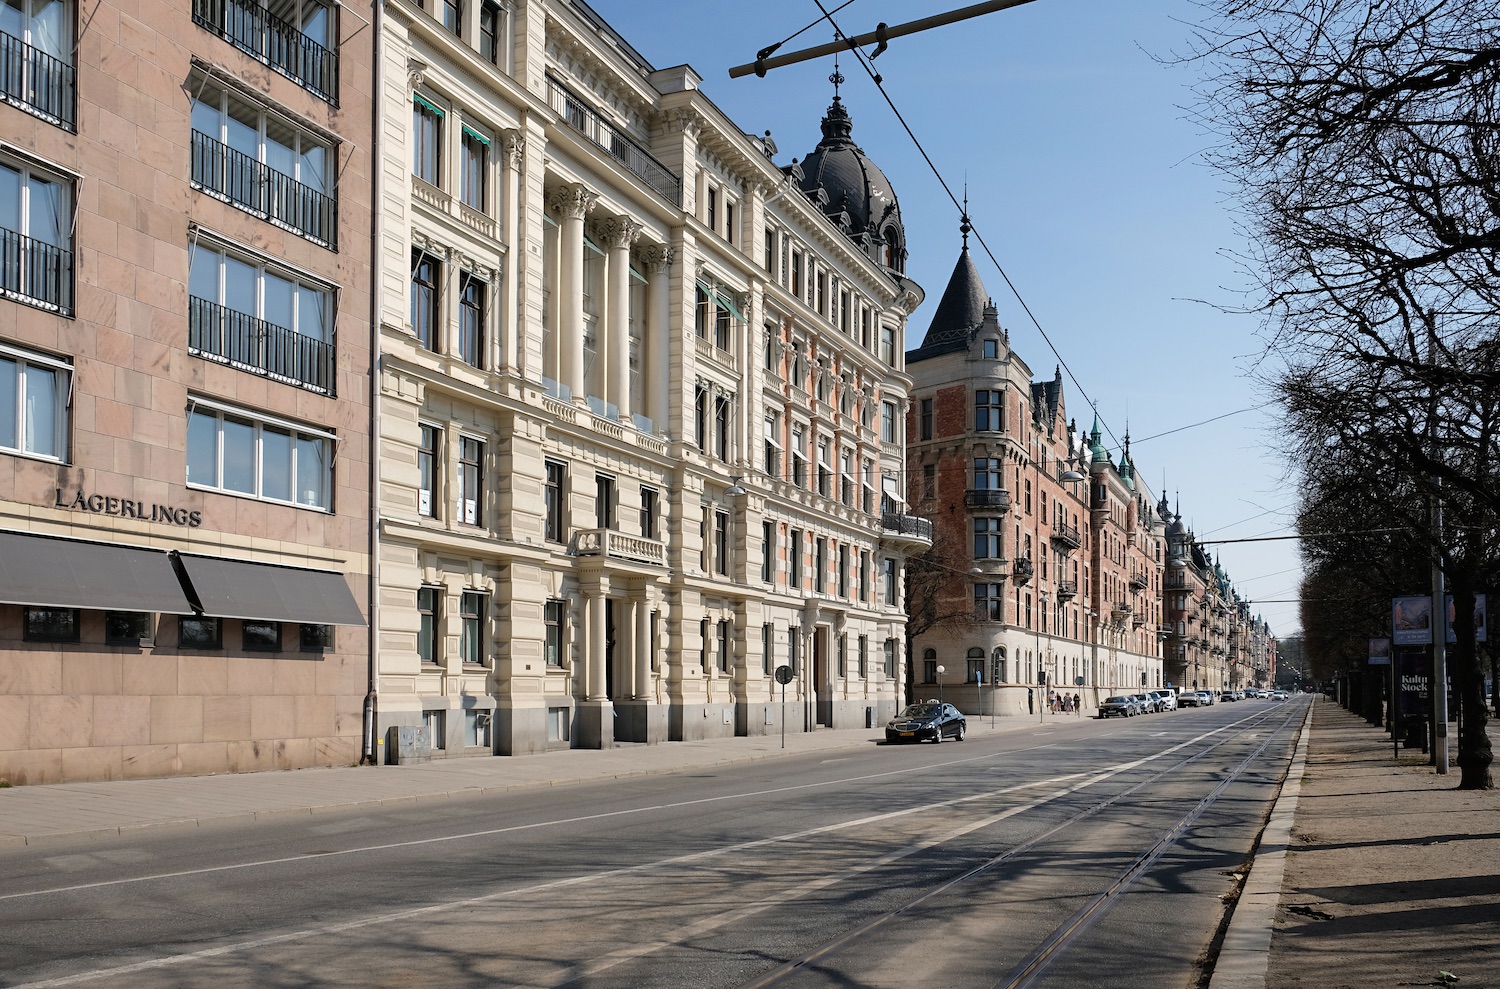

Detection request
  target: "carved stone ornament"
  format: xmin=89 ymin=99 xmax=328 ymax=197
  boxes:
xmin=407 ymin=60 xmax=429 ymax=91
xmin=593 ymin=216 xmax=641 ymax=251
xmin=548 ymin=184 xmax=598 ymax=220
xmin=502 ymin=129 xmax=525 ymax=167
xmin=639 ymin=244 xmax=674 ymax=273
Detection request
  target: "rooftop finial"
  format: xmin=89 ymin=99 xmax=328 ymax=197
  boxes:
xmin=960 ymin=182 xmax=971 ymax=249
xmin=830 ymin=51 xmax=844 ymax=101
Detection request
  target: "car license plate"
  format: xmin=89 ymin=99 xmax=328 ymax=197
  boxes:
xmin=900 ymin=731 xmax=914 ymax=737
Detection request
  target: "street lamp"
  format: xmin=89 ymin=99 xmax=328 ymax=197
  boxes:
xmin=935 ymin=665 xmax=945 ymax=705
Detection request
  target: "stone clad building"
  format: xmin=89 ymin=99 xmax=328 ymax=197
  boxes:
xmin=370 ymin=1 xmax=927 ymax=756
xmin=0 ymin=0 xmax=374 ymax=783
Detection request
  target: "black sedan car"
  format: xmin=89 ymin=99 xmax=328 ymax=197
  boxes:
xmin=885 ymin=702 xmax=966 ymax=743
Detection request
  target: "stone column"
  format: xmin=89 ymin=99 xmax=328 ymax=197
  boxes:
xmin=634 ymin=595 xmax=651 ymax=701
xmin=597 ymin=217 xmax=639 ymax=422
xmin=640 ymin=245 xmax=673 ymax=433
xmin=501 ymin=130 xmax=523 ymax=373
xmin=549 ymin=184 xmax=595 ymax=404
xmin=576 ymin=575 xmax=613 ymax=749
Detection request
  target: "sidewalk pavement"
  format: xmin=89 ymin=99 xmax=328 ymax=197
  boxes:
xmin=0 ymin=708 xmax=1074 ymax=847
xmin=2 ymin=698 xmax=1495 ymax=988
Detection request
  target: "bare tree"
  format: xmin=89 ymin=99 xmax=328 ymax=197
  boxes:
xmin=1192 ymin=0 xmax=1498 ymax=787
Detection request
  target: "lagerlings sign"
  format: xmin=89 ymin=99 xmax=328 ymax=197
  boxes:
xmin=54 ymin=488 xmax=203 ymax=528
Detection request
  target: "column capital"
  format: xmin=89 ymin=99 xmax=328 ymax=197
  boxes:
xmin=549 ymin=183 xmax=598 ymax=220
xmin=593 ymin=216 xmax=641 ymax=252
xmin=501 ymin=129 xmax=525 ymax=167
xmin=639 ymin=244 xmax=675 ymax=273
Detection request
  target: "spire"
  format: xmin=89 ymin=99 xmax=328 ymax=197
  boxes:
xmin=912 ymin=217 xmax=989 ymax=356
xmin=961 ymin=182 xmax=970 ymax=250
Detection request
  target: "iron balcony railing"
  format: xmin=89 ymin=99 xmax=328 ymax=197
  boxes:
xmin=0 ymin=227 xmax=73 ymax=316
xmin=1049 ymin=521 xmax=1082 ymax=550
xmin=192 ymin=131 xmax=337 ymax=248
xmin=189 ymin=296 xmax=335 ymax=395
xmin=0 ymin=30 xmax=75 ymax=128
xmin=192 ymin=0 xmax=339 ymax=104
xmin=1056 ymin=579 xmax=1078 ymax=600
xmin=880 ymin=512 xmax=933 ymax=542
xmin=1129 ymin=569 xmax=1150 ymax=590
xmin=964 ymin=487 xmax=1012 ymax=510
xmin=546 ymin=74 xmax=681 ymax=206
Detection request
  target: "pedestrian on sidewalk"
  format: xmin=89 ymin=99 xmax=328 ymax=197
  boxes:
xmin=1073 ymin=693 xmax=1081 ymax=716
xmin=1027 ymin=688 xmax=1034 ymax=714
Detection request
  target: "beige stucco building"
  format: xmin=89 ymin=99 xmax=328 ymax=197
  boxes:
xmin=371 ymin=0 xmax=928 ymax=757
xmin=0 ymin=0 xmax=374 ymax=784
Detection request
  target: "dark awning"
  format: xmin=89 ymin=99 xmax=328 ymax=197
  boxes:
xmin=0 ymin=531 xmax=197 ymax=614
xmin=172 ymin=553 xmax=366 ymax=626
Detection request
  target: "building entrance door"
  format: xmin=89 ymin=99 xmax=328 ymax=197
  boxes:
xmin=813 ymin=626 xmax=832 ymax=727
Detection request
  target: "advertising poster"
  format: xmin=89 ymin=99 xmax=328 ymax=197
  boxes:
xmin=1368 ymin=637 xmax=1391 ymax=666
xmin=1445 ymin=593 xmax=1488 ymax=644
xmin=1397 ymin=647 xmax=1430 ymax=721
xmin=1392 ymin=595 xmax=1433 ymax=645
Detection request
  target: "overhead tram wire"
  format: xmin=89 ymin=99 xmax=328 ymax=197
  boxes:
xmin=796 ymin=0 xmax=1127 ymax=454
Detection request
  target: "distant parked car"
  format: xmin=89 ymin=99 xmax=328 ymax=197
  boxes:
xmin=1198 ymin=691 xmax=1215 ymax=705
xmin=1220 ymin=691 xmax=1238 ymax=702
xmin=885 ymin=702 xmax=966 ymax=743
xmin=1131 ymin=693 xmax=1156 ymax=713
xmin=1099 ymin=696 xmax=1137 ymax=718
xmin=1153 ymin=691 xmax=1178 ymax=711
xmin=1178 ymin=691 xmax=1202 ymax=708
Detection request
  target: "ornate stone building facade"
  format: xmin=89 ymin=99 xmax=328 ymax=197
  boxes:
xmin=372 ymin=0 xmax=927 ymax=756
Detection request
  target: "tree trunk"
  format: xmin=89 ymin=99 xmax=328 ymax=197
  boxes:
xmin=1448 ymin=571 xmax=1493 ymax=789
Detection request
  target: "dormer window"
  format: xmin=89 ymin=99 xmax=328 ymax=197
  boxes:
xmin=981 ymin=338 xmax=999 ymax=359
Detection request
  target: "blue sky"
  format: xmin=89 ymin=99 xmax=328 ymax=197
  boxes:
xmin=590 ymin=0 xmax=1304 ymax=639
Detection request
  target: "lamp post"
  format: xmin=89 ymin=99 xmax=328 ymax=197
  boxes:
xmin=935 ymin=665 xmax=945 ymax=706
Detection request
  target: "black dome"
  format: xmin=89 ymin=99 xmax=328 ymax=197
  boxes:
xmin=797 ymin=96 xmax=907 ymax=272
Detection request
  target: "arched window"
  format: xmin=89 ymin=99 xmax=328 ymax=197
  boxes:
xmin=922 ymin=648 xmax=937 ymax=684
xmin=993 ymin=646 xmax=1007 ymax=684
xmin=966 ymin=646 xmax=985 ymax=683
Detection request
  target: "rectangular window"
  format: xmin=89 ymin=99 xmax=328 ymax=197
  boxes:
xmin=974 ymin=517 xmax=1005 ymax=559
xmin=791 ymin=424 xmax=808 ymax=488
xmin=188 ymin=240 xmax=335 ymax=394
xmin=883 ymin=557 xmax=897 ymax=606
xmin=762 ymin=623 xmax=773 ymax=676
xmin=974 ymin=582 xmax=1004 ymax=621
xmin=814 ymin=537 xmax=826 ymax=593
xmin=789 ymin=529 xmax=803 ymax=589
xmin=105 ymin=612 xmax=153 ymax=646
xmin=968 ymin=659 xmax=985 ymax=683
xmin=243 ymin=621 xmax=281 ymax=651
xmin=458 ymin=273 xmax=486 ymax=367
xmin=640 ymin=486 xmax=658 ymax=540
xmin=816 ymin=438 xmax=831 ymax=497
xmin=788 ymin=626 xmax=800 ymax=674
xmin=837 ymin=633 xmax=847 ymax=678
xmin=880 ymin=324 xmax=896 ymax=366
xmin=923 ymin=658 xmax=937 ymax=684
xmin=458 ymin=435 xmax=483 ymax=525
xmin=706 ymin=186 xmax=717 ymax=231
xmin=548 ymin=706 xmax=570 ymax=742
xmin=479 ymin=0 xmax=502 ymax=64
xmin=460 ymin=126 xmax=488 ymax=211
xmin=881 ymin=401 xmax=897 ymax=443
xmin=424 ymin=709 xmax=446 ymax=750
xmin=861 ymin=306 xmax=871 ymax=349
xmin=790 ymin=250 xmax=803 ymax=296
xmin=725 ymin=201 xmax=736 ymax=246
xmin=418 ymin=586 xmax=440 ymax=664
xmin=189 ymin=81 xmax=336 ymax=246
xmin=544 ymin=460 xmax=566 ymax=542
xmin=763 ymin=411 xmax=781 ymax=478
xmin=417 ymin=423 xmax=439 ymax=517
xmin=0 ymin=0 xmax=76 ymax=126
xmin=974 ymin=457 xmax=1004 ymax=491
xmin=714 ymin=395 xmax=731 ymax=460
xmin=187 ymin=399 xmax=333 ymax=509
xmin=717 ymin=619 xmax=730 ymax=673
xmin=0 ymin=342 xmax=68 ymax=460
xmin=860 ymin=550 xmax=870 ymax=602
xmin=922 ymin=463 xmax=936 ymax=501
xmin=23 ymin=606 xmax=77 ymax=642
xmin=714 ymin=509 xmax=730 ymax=576
xmin=858 ymin=635 xmax=868 ymax=679
xmin=596 ymin=473 xmax=615 ymax=530
xmin=467 ymin=709 xmax=491 ymax=749
xmin=764 ymin=230 xmax=775 ymax=273
xmin=413 ymin=95 xmax=443 ymax=185
xmin=884 ymin=638 xmax=896 ymax=678
xmin=410 ymin=248 xmax=440 ymax=350
xmin=919 ymin=398 xmax=933 ymax=440
xmin=440 ymin=0 xmax=462 ymax=37
xmin=837 ymin=543 xmax=849 ymax=597
xmin=544 ymin=599 xmax=565 ymax=667
xmin=300 ymin=623 xmax=333 ymax=651
xmin=179 ymin=616 xmax=222 ymax=649
xmin=460 ymin=589 xmax=486 ymax=665
xmin=761 ymin=520 xmax=775 ymax=583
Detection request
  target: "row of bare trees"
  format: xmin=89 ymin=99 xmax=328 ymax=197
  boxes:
xmin=1191 ymin=0 xmax=1497 ymax=787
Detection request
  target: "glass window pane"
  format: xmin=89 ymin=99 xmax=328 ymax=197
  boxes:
xmin=21 ymin=363 xmax=56 ymax=455
xmin=300 ymin=144 xmax=328 ymax=195
xmin=296 ymin=285 xmax=327 ymax=341
xmin=27 ymin=175 xmax=65 ymax=247
xmin=0 ymin=356 xmax=15 ymax=449
xmin=0 ymin=163 xmax=17 ymax=231
xmin=261 ymin=425 xmax=292 ymax=502
xmin=190 ymin=99 xmax=220 ymax=140
xmin=32 ymin=0 xmax=66 ymax=58
xmin=261 ymin=269 xmax=294 ymax=329
xmin=188 ymin=244 xmax=219 ymax=302
xmin=226 ymin=102 xmax=259 ymax=159
xmin=296 ymin=435 xmax=327 ymax=507
xmin=221 ymin=415 xmax=256 ymax=493
xmin=187 ymin=409 xmax=218 ymax=486
xmin=223 ymin=255 xmax=256 ymax=314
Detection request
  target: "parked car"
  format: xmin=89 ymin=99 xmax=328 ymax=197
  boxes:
xmin=1098 ymin=696 xmax=1137 ymax=718
xmin=885 ymin=702 xmax=966 ymax=743
xmin=1178 ymin=691 xmax=1202 ymax=708
xmin=1220 ymin=691 xmax=1238 ymax=702
xmin=1271 ymin=690 xmax=1290 ymax=700
xmin=1197 ymin=691 xmax=1215 ymax=705
xmin=1153 ymin=691 xmax=1178 ymax=711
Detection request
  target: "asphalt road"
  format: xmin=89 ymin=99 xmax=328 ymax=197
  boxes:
xmin=0 ymin=698 xmax=1308 ymax=989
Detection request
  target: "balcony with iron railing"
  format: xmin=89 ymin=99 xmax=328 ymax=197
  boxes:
xmin=0 ymin=30 xmax=75 ymax=129
xmin=546 ymin=74 xmax=681 ymax=206
xmin=1129 ymin=569 xmax=1149 ymax=591
xmin=1012 ymin=556 xmax=1034 ymax=586
xmin=0 ymin=227 xmax=72 ymax=316
xmin=193 ymin=0 xmax=339 ymax=104
xmin=191 ymin=131 xmax=337 ymax=248
xmin=1049 ymin=521 xmax=1081 ymax=551
xmin=964 ymin=487 xmax=1012 ymax=510
xmin=880 ymin=512 xmax=933 ymax=547
xmin=1056 ymin=579 xmax=1078 ymax=600
xmin=189 ymin=297 xmax=335 ymax=395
